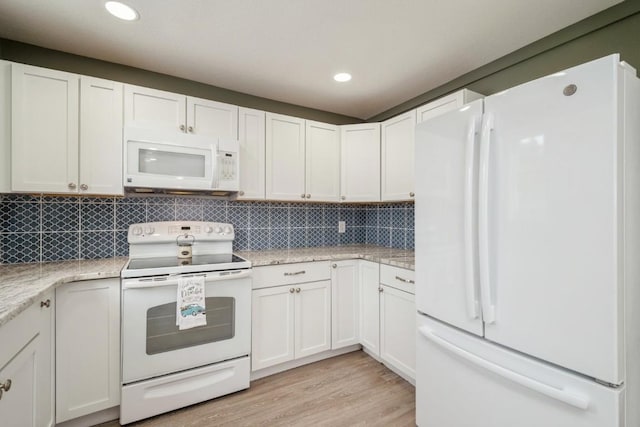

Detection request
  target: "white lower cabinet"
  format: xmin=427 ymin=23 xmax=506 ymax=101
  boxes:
xmin=0 ymin=292 xmax=54 ymax=427
xmin=380 ymin=284 xmax=416 ymax=381
xmin=56 ymin=278 xmax=121 ymax=423
xmin=251 ymin=271 xmax=331 ymax=371
xmin=331 ymin=260 xmax=360 ymax=349
xmin=359 ymin=260 xmax=380 ymax=354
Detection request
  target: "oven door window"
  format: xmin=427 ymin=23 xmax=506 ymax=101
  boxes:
xmin=146 ymin=296 xmax=235 ymax=355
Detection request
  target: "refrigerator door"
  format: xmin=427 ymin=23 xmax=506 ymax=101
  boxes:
xmin=415 ymin=99 xmax=483 ymax=336
xmin=416 ymin=314 xmax=623 ymax=427
xmin=481 ymin=55 xmax=622 ymax=384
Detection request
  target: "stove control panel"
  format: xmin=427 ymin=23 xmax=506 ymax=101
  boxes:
xmin=128 ymin=221 xmax=235 ymax=244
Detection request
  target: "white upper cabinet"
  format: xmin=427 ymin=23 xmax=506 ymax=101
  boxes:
xmin=186 ymin=96 xmax=238 ymax=139
xmin=124 ymin=84 xmax=185 ymax=133
xmin=11 ymin=63 xmax=79 ymax=193
xmin=79 ymin=76 xmax=124 ymax=195
xmin=381 ymin=110 xmax=416 ymax=202
xmin=340 ymin=123 xmax=381 ymax=202
xmin=124 ymin=84 xmax=238 ymax=139
xmin=416 ymin=89 xmax=483 ymax=123
xmin=305 ymin=120 xmax=340 ymax=202
xmin=238 ymin=107 xmax=266 ymax=200
xmin=266 ymin=112 xmax=306 ymax=201
xmin=0 ymin=61 xmax=10 ymax=193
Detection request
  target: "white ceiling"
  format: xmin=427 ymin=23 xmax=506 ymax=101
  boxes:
xmin=0 ymin=0 xmax=622 ymax=119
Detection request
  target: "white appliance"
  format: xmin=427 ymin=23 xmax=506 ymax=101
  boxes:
xmin=124 ymin=128 xmax=240 ymax=193
xmin=414 ymin=54 xmax=640 ymax=427
xmin=120 ymin=221 xmax=252 ymax=424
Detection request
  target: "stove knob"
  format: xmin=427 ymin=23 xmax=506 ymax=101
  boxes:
xmin=144 ymin=226 xmax=155 ymax=235
xmin=224 ymin=226 xmax=232 ymax=234
xmin=214 ymin=226 xmax=223 ymax=234
xmin=204 ymin=226 xmax=214 ymax=233
xmin=132 ymin=226 xmax=143 ymax=236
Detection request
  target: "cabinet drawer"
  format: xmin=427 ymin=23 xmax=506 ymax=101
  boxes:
xmin=380 ymin=265 xmax=415 ymax=294
xmin=253 ymin=261 xmax=330 ymax=289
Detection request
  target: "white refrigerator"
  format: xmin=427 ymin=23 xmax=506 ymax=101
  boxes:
xmin=415 ymin=54 xmax=640 ymax=427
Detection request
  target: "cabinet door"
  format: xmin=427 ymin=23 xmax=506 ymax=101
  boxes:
xmin=79 ymin=77 xmax=124 ymax=195
xmin=416 ymin=89 xmax=483 ymax=123
xmin=0 ymin=293 xmax=54 ymax=427
xmin=251 ymin=286 xmax=295 ymax=371
xmin=123 ymin=84 xmax=186 ymax=133
xmin=266 ymin=112 xmax=306 ymax=201
xmin=0 ymin=61 xmax=10 ymax=193
xmin=305 ymin=120 xmax=340 ymax=202
xmin=381 ymin=110 xmax=416 ymax=201
xmin=56 ymin=279 xmax=120 ymax=423
xmin=11 ymin=63 xmax=79 ymax=193
xmin=331 ymin=261 xmax=359 ymax=349
xmin=380 ymin=285 xmax=416 ymax=381
xmin=295 ymin=280 xmax=331 ymax=359
xmin=340 ymin=123 xmax=380 ymax=202
xmin=186 ymin=96 xmax=238 ymax=139
xmin=359 ymin=261 xmax=380 ymax=355
xmin=238 ymin=107 xmax=266 ymax=200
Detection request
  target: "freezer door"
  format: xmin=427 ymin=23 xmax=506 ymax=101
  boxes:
xmin=415 ymin=99 xmax=483 ymax=336
xmin=481 ymin=55 xmax=623 ymax=384
xmin=416 ymin=315 xmax=623 ymax=427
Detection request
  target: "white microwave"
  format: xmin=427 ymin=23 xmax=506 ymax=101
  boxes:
xmin=124 ymin=128 xmax=239 ymax=193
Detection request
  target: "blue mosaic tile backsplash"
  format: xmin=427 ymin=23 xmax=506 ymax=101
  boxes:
xmin=0 ymin=194 xmax=414 ymax=264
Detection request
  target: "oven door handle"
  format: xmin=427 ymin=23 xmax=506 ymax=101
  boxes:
xmin=122 ymin=269 xmax=252 ymax=289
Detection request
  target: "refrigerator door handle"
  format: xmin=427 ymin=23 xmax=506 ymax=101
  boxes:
xmin=464 ymin=115 xmax=480 ymax=319
xmin=478 ymin=113 xmax=496 ymax=323
xmin=418 ymin=326 xmax=590 ymax=410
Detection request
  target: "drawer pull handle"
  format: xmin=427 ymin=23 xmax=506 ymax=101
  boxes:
xmin=40 ymin=299 xmax=51 ymax=308
xmin=395 ymin=276 xmax=415 ymax=284
xmin=284 ymin=270 xmax=306 ymax=276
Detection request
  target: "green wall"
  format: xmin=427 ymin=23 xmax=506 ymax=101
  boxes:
xmin=0 ymin=38 xmax=361 ymax=125
xmin=369 ymin=1 xmax=640 ymax=121
xmin=1 ymin=1 xmax=639 ymax=124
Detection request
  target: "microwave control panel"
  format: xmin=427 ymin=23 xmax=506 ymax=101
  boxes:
xmin=218 ymin=151 xmax=237 ymax=182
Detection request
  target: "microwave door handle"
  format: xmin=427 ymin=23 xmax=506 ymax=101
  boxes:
xmin=211 ymin=144 xmax=219 ymax=189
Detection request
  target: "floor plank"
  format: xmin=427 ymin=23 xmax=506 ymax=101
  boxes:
xmin=102 ymin=351 xmax=415 ymax=426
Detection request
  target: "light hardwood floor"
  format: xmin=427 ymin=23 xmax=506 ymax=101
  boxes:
xmin=102 ymin=351 xmax=415 ymax=426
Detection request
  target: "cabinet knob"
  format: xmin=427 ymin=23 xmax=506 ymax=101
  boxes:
xmin=238 ymin=190 xmax=245 ymax=196
xmin=296 ymin=288 xmax=301 ymax=293
xmin=378 ymin=287 xmax=384 ymax=293
xmin=179 ymin=124 xmax=186 ymax=132
xmin=80 ymin=184 xmax=88 ymax=191
xmin=301 ymin=194 xmax=306 ymax=199
xmin=410 ymin=192 xmax=415 ymax=197
xmin=289 ymin=288 xmax=295 ymax=293
xmin=40 ymin=299 xmax=51 ymax=308
xmin=332 ymin=263 xmax=337 ymax=268
xmin=188 ymin=126 xmax=194 ymax=133
xmin=68 ymin=182 xmax=77 ymax=190
xmin=0 ymin=379 xmax=12 ymax=399
xmin=306 ymin=194 xmax=311 ymax=199
xmin=341 ymin=196 xmax=346 ymax=201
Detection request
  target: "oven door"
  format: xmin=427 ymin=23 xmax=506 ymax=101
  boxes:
xmin=121 ymin=269 xmax=251 ymax=384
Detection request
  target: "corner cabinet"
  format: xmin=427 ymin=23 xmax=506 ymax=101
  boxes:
xmin=381 ymin=110 xmax=416 ymax=202
xmin=331 ymin=260 xmax=360 ymax=349
xmin=238 ymin=107 xmax=266 ymax=200
xmin=55 ymin=278 xmax=120 ymax=424
xmin=305 ymin=121 xmax=341 ymax=202
xmin=124 ymin=84 xmax=238 ymax=139
xmin=0 ymin=292 xmax=55 ymax=427
xmin=11 ymin=63 xmax=123 ymax=195
xmin=340 ymin=123 xmax=381 ymax=202
xmin=251 ymin=262 xmax=331 ymax=371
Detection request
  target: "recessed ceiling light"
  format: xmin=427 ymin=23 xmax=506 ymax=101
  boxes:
xmin=334 ymin=73 xmax=352 ymax=83
xmin=105 ymin=1 xmax=139 ymax=21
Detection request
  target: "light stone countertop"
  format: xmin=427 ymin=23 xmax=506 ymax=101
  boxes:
xmin=237 ymin=244 xmax=415 ymax=270
xmin=0 ymin=257 xmax=128 ymax=328
xmin=0 ymin=245 xmax=413 ymax=329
